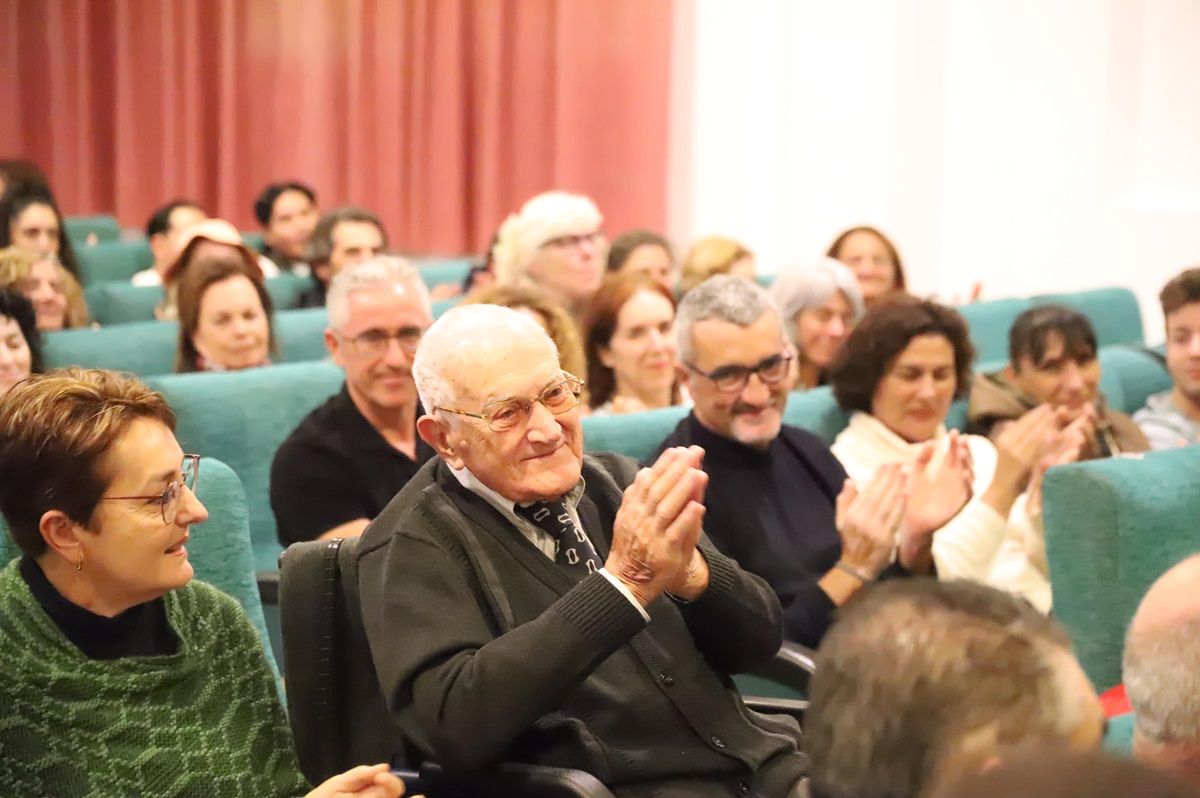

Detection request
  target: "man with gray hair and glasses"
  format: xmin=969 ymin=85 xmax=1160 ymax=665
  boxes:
xmin=1124 ymin=554 xmax=1200 ymax=787
xmin=356 ymin=303 xmax=809 ymax=796
xmin=650 ymin=275 xmax=973 ymax=647
xmin=270 ymin=255 xmax=433 ymax=545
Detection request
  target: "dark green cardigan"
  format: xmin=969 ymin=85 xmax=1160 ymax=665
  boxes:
xmin=0 ymin=561 xmax=310 ymax=797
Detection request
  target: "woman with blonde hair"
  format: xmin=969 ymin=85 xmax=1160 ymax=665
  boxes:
xmin=678 ymin=235 xmax=755 ymax=295
xmin=462 ymin=282 xmax=588 ymax=392
xmin=0 ymin=246 xmax=90 ymax=331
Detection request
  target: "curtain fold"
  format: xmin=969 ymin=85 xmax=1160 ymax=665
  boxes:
xmin=3 ymin=0 xmax=672 ymax=254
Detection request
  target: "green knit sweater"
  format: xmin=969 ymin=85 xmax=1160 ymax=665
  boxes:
xmin=0 ymin=561 xmax=311 ymax=797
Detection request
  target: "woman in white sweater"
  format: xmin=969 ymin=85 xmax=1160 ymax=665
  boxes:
xmin=827 ymin=297 xmax=1082 ymax=612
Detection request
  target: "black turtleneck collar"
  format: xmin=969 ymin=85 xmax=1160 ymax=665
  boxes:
xmin=20 ymin=555 xmax=178 ymax=660
xmin=681 ymin=411 xmax=778 ymax=467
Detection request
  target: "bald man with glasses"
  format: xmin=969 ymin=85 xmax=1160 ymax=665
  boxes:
xmin=357 ymin=303 xmax=810 ymax=798
xmin=651 ymin=276 xmax=973 ymax=647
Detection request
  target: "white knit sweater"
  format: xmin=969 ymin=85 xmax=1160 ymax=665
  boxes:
xmin=831 ymin=412 xmax=1051 ymax=612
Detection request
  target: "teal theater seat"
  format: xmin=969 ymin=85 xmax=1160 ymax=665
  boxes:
xmin=43 ymin=322 xmax=179 ymax=376
xmin=147 ymin=361 xmax=345 ymax=575
xmin=415 ymin=258 xmax=473 ymax=290
xmin=85 ymin=273 xmax=312 ymax=325
xmin=275 ymin=307 xmax=329 ymax=363
xmin=76 ymin=240 xmax=154 ymax=285
xmin=1033 ymin=287 xmax=1144 ymax=348
xmin=1042 ymin=447 xmax=1200 ymax=690
xmin=64 ymin=214 xmax=121 ymax=246
xmin=957 ymin=297 xmax=1034 ymax=365
xmin=0 ymin=457 xmax=276 ymax=674
xmin=432 ymin=296 xmax=461 ymax=318
xmin=583 ymin=405 xmax=690 ymax=461
xmin=1096 ymin=346 xmax=1172 ymax=415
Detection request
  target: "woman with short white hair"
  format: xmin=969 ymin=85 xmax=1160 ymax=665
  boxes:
xmin=490 ymin=191 xmax=606 ymax=320
xmin=769 ymin=257 xmax=865 ymax=390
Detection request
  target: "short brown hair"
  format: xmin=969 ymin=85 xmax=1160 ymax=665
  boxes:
xmin=826 ymin=225 xmax=908 ymax=292
xmin=829 ymin=296 xmax=974 ymax=413
xmin=0 ymin=368 xmax=176 ymax=557
xmin=808 ymin=580 xmax=1076 ymax=798
xmin=1160 ymin=267 xmax=1200 ymax=320
xmin=175 ymin=254 xmax=276 ymax=372
xmin=582 ymin=272 xmax=678 ymax=408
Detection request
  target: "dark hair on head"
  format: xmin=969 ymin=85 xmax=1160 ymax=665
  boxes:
xmin=145 ymin=199 xmax=204 ymax=240
xmin=175 ymin=255 xmax=276 ymax=372
xmin=0 ymin=288 xmax=43 ymax=374
xmin=305 ymin=206 xmax=388 ymax=265
xmin=1160 ymin=266 xmax=1200 ymax=320
xmin=254 ymin=181 xmax=317 ymax=227
xmin=582 ymin=272 xmax=678 ymax=408
xmin=829 ymin=296 xmax=974 ymax=412
xmin=808 ymin=579 xmax=1076 ymax=798
xmin=826 ymin=225 xmax=907 ymax=291
xmin=606 ymin=229 xmax=674 ymax=273
xmin=0 ymin=189 xmax=81 ymax=278
xmin=1008 ymin=304 xmax=1097 ymax=368
xmin=931 ymin=749 xmax=1200 ymax=798
xmin=0 ymin=368 xmax=176 ymax=558
xmin=0 ymin=159 xmax=52 ymax=200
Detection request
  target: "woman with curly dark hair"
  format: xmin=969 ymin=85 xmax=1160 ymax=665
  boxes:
xmin=828 ymin=297 xmax=1086 ymax=613
xmin=0 ymin=289 xmax=42 ymax=396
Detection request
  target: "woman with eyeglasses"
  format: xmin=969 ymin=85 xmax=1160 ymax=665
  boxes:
xmin=0 ymin=369 xmax=404 ymax=797
xmin=175 ymin=253 xmax=275 ymax=372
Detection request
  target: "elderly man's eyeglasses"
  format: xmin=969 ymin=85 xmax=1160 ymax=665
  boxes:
xmin=99 ymin=454 xmax=201 ymax=525
xmin=342 ymin=326 xmax=424 ymax=357
xmin=685 ymin=352 xmax=793 ymax=393
xmin=540 ymin=230 xmax=604 ymax=251
xmin=436 ymin=375 xmax=585 ymax=432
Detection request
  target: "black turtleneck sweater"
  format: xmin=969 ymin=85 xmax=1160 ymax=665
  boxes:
xmin=19 ymin=556 xmax=178 ymax=660
xmin=649 ymin=413 xmax=848 ymax=647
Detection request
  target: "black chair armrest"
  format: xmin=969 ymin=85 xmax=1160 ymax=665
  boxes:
xmin=257 ymin=569 xmax=280 ymax=605
xmin=742 ymin=696 xmax=808 ymax=724
xmin=746 ymin=640 xmax=817 ymax=695
xmin=415 ymin=762 xmax=616 ymax=798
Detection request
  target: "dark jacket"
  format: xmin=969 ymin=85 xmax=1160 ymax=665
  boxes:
xmin=356 ymin=453 xmax=807 ymax=798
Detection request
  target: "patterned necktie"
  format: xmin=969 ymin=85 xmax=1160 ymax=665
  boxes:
xmin=515 ymin=499 xmax=604 ymax=578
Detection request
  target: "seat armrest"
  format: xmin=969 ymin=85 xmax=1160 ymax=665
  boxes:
xmin=417 ymin=762 xmax=616 ymax=798
xmin=746 ymin=640 xmax=817 ymax=694
xmin=257 ymin=570 xmax=280 ymax=605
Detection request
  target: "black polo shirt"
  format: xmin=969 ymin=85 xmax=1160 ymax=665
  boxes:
xmin=270 ymin=384 xmax=434 ymax=546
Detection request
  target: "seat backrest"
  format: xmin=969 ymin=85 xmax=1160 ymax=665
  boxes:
xmin=582 ymin=405 xmax=690 ymax=461
xmin=957 ymin=297 xmax=1035 ymax=365
xmin=43 ymin=321 xmax=180 ymax=376
xmin=147 ymin=361 xmax=344 ymax=572
xmin=64 ymin=215 xmax=121 ymax=246
xmin=84 ymin=273 xmax=312 ymax=325
xmin=76 ymin=240 xmax=155 ymax=285
xmin=275 ymin=307 xmax=330 ymax=363
xmin=1096 ymin=346 xmax=1173 ymax=415
xmin=0 ymin=457 xmax=276 ymax=673
xmin=1042 ymin=446 xmax=1200 ymax=689
xmin=1032 ymin=287 xmax=1144 ymax=348
xmin=278 ymin=538 xmax=399 ymax=784
xmin=415 ymin=258 xmax=473 ymax=290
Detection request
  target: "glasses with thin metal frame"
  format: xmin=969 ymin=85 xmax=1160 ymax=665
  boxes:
xmin=435 ymin=374 xmax=586 ymax=432
xmin=98 ymin=454 xmax=201 ymax=525
xmin=684 ymin=352 xmax=793 ymax=394
xmin=539 ymin=230 xmax=605 ymax=251
xmin=341 ymin=326 xmax=424 ymax=358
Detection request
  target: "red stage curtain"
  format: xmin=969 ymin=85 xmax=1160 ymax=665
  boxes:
xmin=0 ymin=0 xmax=672 ymax=254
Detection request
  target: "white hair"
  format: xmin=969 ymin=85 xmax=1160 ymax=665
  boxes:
xmin=769 ymin=257 xmax=865 ymax=345
xmin=412 ymin=304 xmax=558 ymax=413
xmin=1124 ymin=613 xmax=1200 ymax=744
xmin=326 ymin=254 xmax=432 ymax=329
xmin=675 ymin=274 xmax=781 ymax=363
xmin=491 ymin=191 xmax=603 ymax=285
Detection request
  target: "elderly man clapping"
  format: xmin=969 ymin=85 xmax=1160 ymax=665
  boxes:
xmin=356 ymin=304 xmax=808 ymax=798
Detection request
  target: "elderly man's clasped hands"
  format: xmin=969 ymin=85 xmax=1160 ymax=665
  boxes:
xmin=607 ymin=446 xmax=711 ymax=607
